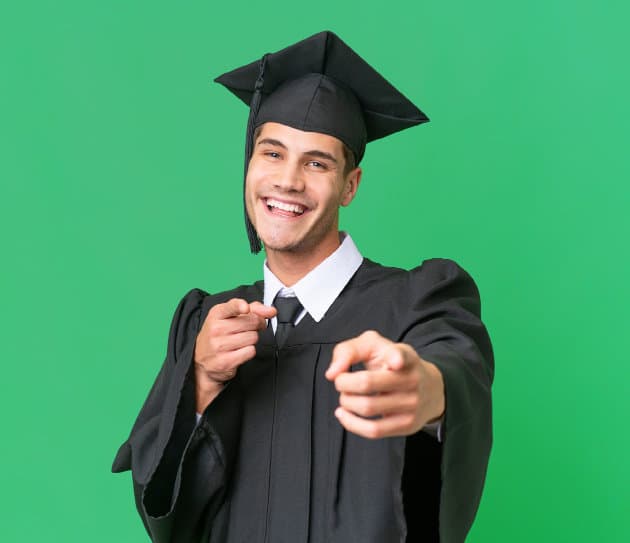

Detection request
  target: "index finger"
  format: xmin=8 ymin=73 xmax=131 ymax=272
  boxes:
xmin=325 ymin=330 xmax=391 ymax=381
xmin=210 ymin=298 xmax=250 ymax=320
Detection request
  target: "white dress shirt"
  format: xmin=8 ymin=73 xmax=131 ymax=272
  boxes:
xmin=263 ymin=232 xmax=363 ymax=331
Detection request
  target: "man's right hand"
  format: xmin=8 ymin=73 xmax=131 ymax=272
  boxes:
xmin=194 ymin=298 xmax=276 ymax=414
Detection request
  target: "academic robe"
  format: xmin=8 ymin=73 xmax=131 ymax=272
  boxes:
xmin=112 ymin=258 xmax=493 ymax=543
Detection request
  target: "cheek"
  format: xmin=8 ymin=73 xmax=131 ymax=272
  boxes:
xmin=244 ymin=179 xmax=259 ymax=217
xmin=245 ymin=171 xmax=263 ymax=199
xmin=247 ymin=167 xmax=276 ymax=197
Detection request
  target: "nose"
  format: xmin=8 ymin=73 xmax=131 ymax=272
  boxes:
xmin=273 ymin=161 xmax=305 ymax=192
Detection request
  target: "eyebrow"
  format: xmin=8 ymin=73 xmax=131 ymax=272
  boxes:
xmin=257 ymin=137 xmax=287 ymax=149
xmin=304 ymin=150 xmax=338 ymax=164
xmin=257 ymin=138 xmax=338 ymax=164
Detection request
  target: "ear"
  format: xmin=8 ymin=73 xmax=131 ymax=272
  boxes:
xmin=341 ymin=167 xmax=362 ymax=207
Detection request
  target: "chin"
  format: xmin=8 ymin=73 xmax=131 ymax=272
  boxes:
xmin=260 ymin=236 xmax=303 ymax=253
xmin=254 ymin=223 xmax=300 ymax=249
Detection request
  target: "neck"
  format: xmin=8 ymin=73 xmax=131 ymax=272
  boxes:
xmin=265 ymin=234 xmax=342 ymax=286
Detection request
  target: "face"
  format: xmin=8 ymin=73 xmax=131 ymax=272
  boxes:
xmin=245 ymin=122 xmax=361 ymax=262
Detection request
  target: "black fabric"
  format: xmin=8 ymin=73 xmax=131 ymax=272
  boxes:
xmin=215 ymin=30 xmax=428 ymax=164
xmin=113 ymin=258 xmax=493 ymax=543
xmin=272 ymin=295 xmax=303 ymax=348
xmin=242 ymin=53 xmax=268 ymax=253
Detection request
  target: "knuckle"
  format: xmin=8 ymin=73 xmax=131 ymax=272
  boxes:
xmin=241 ymin=345 xmax=256 ymax=360
xmin=212 ymin=358 xmax=230 ymax=373
xmin=391 ymin=348 xmax=404 ymax=366
xmin=384 ymin=346 xmax=403 ymax=369
xmin=207 ymin=320 xmax=222 ymax=337
xmin=246 ymin=331 xmax=259 ymax=344
xmin=356 ymin=372 xmax=373 ymax=393
xmin=359 ymin=396 xmax=376 ymax=416
xmin=209 ymin=302 xmax=227 ymax=317
xmin=401 ymin=414 xmax=416 ymax=432
xmin=364 ymin=423 xmax=381 ymax=440
xmin=207 ymin=337 xmax=222 ymax=354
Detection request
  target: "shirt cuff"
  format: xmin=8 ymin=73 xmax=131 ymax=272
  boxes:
xmin=422 ymin=417 xmax=444 ymax=442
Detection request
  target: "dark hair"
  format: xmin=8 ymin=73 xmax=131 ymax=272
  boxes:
xmin=341 ymin=143 xmax=357 ymax=176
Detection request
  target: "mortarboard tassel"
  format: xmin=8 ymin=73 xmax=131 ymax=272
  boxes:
xmin=243 ymin=54 xmax=269 ymax=254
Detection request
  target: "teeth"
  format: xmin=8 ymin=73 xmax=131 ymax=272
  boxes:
xmin=266 ymin=198 xmax=305 ymax=214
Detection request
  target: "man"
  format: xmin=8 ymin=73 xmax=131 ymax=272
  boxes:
xmin=113 ymin=31 xmax=493 ymax=543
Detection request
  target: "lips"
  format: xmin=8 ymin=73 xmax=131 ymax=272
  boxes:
xmin=264 ymin=197 xmax=307 ymax=217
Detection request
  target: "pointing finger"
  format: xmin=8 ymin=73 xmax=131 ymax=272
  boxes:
xmin=326 ymin=330 xmax=391 ymax=381
xmin=333 ymin=367 xmax=416 ymax=394
xmin=210 ymin=298 xmax=250 ymax=320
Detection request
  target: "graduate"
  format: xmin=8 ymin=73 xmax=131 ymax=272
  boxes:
xmin=113 ymin=31 xmax=494 ymax=543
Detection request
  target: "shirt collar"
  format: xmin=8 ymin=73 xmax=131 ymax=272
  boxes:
xmin=263 ymin=233 xmax=363 ymax=322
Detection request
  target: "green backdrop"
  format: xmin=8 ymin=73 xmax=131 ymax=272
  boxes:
xmin=2 ymin=1 xmax=628 ymax=541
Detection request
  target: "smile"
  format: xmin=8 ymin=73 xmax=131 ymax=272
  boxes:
xmin=264 ymin=197 xmax=306 ymax=216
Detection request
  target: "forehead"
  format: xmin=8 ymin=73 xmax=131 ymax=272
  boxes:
xmin=256 ymin=122 xmax=345 ymax=155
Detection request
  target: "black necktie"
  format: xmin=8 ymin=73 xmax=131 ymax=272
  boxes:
xmin=273 ymin=296 xmax=303 ymax=348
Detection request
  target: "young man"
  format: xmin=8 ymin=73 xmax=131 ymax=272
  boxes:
xmin=113 ymin=31 xmax=493 ymax=543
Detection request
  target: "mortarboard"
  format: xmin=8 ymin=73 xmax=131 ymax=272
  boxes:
xmin=215 ymin=30 xmax=429 ymax=253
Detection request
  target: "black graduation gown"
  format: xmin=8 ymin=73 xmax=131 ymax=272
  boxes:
xmin=112 ymin=258 xmax=493 ymax=543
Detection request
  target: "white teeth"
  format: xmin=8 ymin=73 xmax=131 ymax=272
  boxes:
xmin=266 ymin=198 xmax=305 ymax=214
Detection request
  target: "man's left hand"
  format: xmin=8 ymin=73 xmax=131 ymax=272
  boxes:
xmin=325 ymin=330 xmax=445 ymax=439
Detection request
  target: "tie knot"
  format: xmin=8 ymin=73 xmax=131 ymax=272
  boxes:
xmin=273 ymin=296 xmax=303 ymax=324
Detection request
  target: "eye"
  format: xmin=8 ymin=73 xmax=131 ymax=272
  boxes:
xmin=307 ymin=160 xmax=326 ymax=170
xmin=265 ymin=151 xmax=281 ymax=159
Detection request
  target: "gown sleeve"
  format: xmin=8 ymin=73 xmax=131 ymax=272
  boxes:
xmin=111 ymin=289 xmax=242 ymax=543
xmin=401 ymin=259 xmax=494 ymax=543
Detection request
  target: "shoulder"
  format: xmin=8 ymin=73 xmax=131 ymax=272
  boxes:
xmin=166 ymin=288 xmax=207 ymax=361
xmin=406 ymin=258 xmax=483 ymax=316
xmin=356 ymin=257 xmax=481 ymax=308
xmin=358 ymin=257 xmax=475 ymax=287
xmin=409 ymin=258 xmax=478 ymax=289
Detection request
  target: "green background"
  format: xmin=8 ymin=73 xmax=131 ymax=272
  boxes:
xmin=2 ymin=0 xmax=628 ymax=541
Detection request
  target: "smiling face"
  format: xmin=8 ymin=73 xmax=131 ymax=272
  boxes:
xmin=245 ymin=122 xmax=361 ymax=273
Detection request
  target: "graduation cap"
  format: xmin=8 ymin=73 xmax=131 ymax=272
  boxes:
xmin=215 ymin=30 xmax=429 ymax=253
